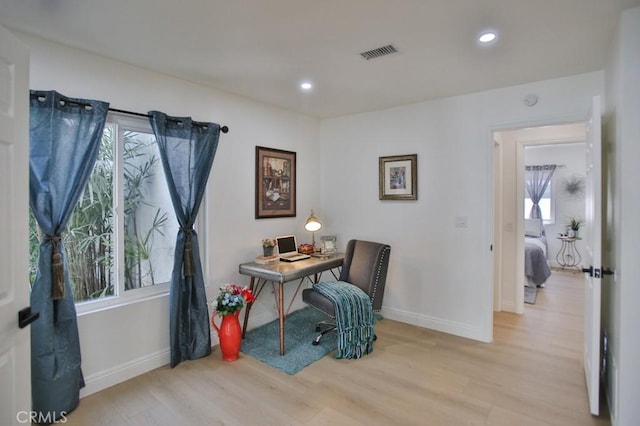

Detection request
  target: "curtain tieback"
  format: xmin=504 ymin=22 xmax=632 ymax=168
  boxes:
xmin=44 ymin=235 xmax=65 ymax=300
xmin=181 ymin=228 xmax=195 ymax=277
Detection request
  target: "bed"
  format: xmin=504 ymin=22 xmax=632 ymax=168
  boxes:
xmin=524 ymin=219 xmax=551 ymax=287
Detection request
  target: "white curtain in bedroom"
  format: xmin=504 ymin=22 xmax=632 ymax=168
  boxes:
xmin=525 ymin=164 xmax=557 ymax=219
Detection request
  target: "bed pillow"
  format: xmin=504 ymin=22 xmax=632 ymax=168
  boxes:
xmin=525 ymin=219 xmax=543 ymax=237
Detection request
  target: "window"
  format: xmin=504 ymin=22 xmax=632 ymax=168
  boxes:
xmin=524 ymin=181 xmax=555 ymax=224
xmin=29 ymin=114 xmax=179 ymax=307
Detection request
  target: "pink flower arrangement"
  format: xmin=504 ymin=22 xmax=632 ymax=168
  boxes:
xmin=262 ymin=238 xmax=276 ymax=248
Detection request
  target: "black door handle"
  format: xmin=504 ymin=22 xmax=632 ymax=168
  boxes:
xmin=581 ymin=266 xmax=614 ymax=279
xmin=602 ymin=268 xmax=614 ymax=276
xmin=18 ymin=307 xmax=40 ymax=329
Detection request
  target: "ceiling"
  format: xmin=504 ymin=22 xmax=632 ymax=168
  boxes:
xmin=1 ymin=0 xmax=639 ymax=118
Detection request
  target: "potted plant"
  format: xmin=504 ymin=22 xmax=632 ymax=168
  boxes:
xmin=210 ymin=284 xmax=256 ymax=361
xmin=262 ymin=238 xmax=276 ymax=256
xmin=566 ymin=217 xmax=584 ymax=238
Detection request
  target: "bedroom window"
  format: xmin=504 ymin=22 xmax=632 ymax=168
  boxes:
xmin=29 ymin=114 xmax=178 ymax=307
xmin=524 ymin=181 xmax=555 ymax=224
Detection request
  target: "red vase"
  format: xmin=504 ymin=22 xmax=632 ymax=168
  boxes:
xmin=211 ymin=311 xmax=242 ymax=361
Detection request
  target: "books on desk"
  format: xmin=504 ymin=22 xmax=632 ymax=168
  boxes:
xmin=310 ymin=253 xmax=332 ymax=259
xmin=255 ymin=254 xmax=279 ymax=265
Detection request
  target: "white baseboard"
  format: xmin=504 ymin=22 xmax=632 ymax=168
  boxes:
xmin=79 ymin=306 xmax=481 ymax=399
xmin=380 ymin=307 xmax=488 ymax=342
xmin=80 ymin=348 xmax=170 ymax=398
xmin=501 ymin=300 xmax=516 ymax=312
xmin=79 ymin=305 xmax=352 ymax=399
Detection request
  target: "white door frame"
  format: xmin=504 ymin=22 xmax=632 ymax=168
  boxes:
xmin=491 ymin=117 xmax=586 ymax=315
xmin=492 ymin=138 xmax=503 ymax=312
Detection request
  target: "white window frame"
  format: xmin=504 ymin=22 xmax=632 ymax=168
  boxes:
xmin=76 ymin=113 xmax=204 ymax=314
xmin=524 ymin=178 xmax=556 ymax=225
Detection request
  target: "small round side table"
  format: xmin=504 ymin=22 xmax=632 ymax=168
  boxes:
xmin=556 ymin=236 xmax=582 ymax=270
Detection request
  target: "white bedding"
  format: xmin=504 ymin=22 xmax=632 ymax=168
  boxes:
xmin=525 ymin=236 xmax=547 ymax=258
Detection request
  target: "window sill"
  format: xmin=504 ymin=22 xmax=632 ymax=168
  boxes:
xmin=76 ymin=283 xmax=170 ymax=316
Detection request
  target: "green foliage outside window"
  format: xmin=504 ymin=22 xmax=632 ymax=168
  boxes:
xmin=29 ymin=124 xmax=171 ymax=302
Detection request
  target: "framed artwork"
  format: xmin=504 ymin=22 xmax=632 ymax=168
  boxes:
xmin=379 ymin=154 xmax=418 ymax=200
xmin=255 ymin=146 xmax=296 ymax=218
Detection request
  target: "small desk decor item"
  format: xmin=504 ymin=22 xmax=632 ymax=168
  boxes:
xmin=304 ymin=209 xmax=322 ymax=250
xmin=298 ymin=243 xmax=315 ymax=255
xmin=320 ymin=235 xmax=337 ymax=254
xmin=262 ymin=238 xmax=276 ymax=256
xmin=379 ymin=154 xmax=417 ymax=200
xmin=256 ymin=146 xmax=297 ymax=218
xmin=211 ymin=284 xmax=256 ymax=361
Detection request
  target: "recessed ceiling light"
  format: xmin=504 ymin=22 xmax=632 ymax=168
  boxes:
xmin=300 ymin=81 xmax=313 ymax=91
xmin=478 ymin=31 xmax=497 ymax=43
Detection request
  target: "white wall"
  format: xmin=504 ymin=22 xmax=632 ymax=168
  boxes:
xmin=604 ymin=6 xmax=640 ymax=425
xmin=19 ymin=33 xmax=322 ymax=396
xmin=320 ymin=72 xmax=604 ymax=342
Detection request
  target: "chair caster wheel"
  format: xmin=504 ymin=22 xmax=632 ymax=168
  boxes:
xmin=312 ymin=341 xmax=320 ymax=346
xmin=315 ymin=326 xmax=322 ymax=332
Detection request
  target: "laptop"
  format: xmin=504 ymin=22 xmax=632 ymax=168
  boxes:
xmin=276 ymin=235 xmax=311 ymax=262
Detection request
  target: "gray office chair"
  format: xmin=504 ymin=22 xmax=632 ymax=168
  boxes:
xmin=302 ymin=239 xmax=391 ymax=345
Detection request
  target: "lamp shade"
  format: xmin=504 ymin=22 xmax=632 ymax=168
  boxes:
xmin=304 ymin=210 xmax=322 ymax=232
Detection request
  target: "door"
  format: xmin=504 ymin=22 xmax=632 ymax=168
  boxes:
xmin=583 ymin=96 xmax=602 ymax=415
xmin=0 ymin=25 xmax=31 ymax=425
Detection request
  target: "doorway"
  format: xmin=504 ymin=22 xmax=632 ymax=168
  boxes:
xmin=493 ymin=122 xmax=586 ymax=314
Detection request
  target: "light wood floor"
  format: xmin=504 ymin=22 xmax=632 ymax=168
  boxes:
xmin=64 ymin=270 xmax=610 ymax=425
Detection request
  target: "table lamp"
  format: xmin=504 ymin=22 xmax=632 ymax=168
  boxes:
xmin=304 ymin=209 xmax=322 ymax=250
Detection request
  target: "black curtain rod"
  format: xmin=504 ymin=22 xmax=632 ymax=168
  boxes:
xmin=30 ymin=93 xmax=228 ymax=133
xmin=109 ymin=107 xmax=229 ymax=133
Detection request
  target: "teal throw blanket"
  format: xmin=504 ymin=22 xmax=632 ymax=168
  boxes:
xmin=313 ymin=281 xmax=374 ymax=359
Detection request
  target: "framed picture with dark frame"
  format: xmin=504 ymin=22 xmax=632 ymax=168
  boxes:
xmin=379 ymin=154 xmax=418 ymax=200
xmin=255 ymin=146 xmax=297 ymax=218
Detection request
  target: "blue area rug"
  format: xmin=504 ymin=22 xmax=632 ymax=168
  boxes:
xmin=240 ymin=307 xmax=337 ymax=375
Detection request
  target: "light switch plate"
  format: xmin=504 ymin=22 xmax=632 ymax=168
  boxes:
xmin=455 ymin=216 xmax=468 ymax=228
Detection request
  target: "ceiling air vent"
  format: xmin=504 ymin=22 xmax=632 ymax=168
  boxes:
xmin=360 ymin=44 xmax=398 ymax=60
